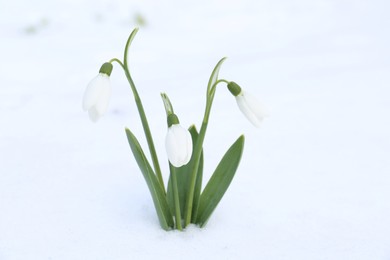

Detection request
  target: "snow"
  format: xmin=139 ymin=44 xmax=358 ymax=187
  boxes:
xmin=1 ymin=0 xmax=390 ymax=259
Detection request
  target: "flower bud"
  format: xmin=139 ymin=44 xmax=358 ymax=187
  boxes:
xmin=82 ymin=63 xmax=113 ymax=122
xmin=165 ymin=119 xmax=193 ymax=167
xmin=228 ymin=81 xmax=266 ymax=127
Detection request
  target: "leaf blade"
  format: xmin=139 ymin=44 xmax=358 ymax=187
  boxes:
xmin=207 ymin=57 xmax=227 ymax=100
xmin=123 ymin=28 xmax=139 ymax=68
xmin=196 ymin=135 xmax=245 ymax=227
xmin=189 ymin=127 xmax=203 ymax=223
xmin=125 ymin=128 xmax=174 ymax=230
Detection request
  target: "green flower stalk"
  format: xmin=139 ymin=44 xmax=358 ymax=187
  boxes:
xmin=161 ymin=93 xmax=188 ymax=230
xmin=83 ymin=28 xmax=265 ymax=231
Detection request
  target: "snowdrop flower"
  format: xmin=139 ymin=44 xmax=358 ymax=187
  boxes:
xmin=165 ymin=114 xmax=193 ymax=167
xmin=228 ymin=81 xmax=266 ymax=127
xmin=82 ymin=62 xmax=113 ymax=122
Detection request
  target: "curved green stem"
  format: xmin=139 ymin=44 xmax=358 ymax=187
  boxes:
xmin=109 ymin=58 xmax=125 ymax=69
xmin=183 ymin=79 xmax=228 ymax=226
xmin=204 ymin=79 xmax=230 ymax=123
xmin=111 ymin=29 xmax=165 ymax=193
xmin=123 ymin=67 xmax=165 ymax=193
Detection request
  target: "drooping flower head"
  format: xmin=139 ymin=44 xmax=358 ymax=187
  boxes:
xmin=227 ymin=81 xmax=266 ymax=127
xmin=82 ymin=62 xmax=113 ymax=122
xmin=165 ymin=114 xmax=193 ymax=167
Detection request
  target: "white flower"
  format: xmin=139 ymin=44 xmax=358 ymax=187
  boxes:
xmin=165 ymin=124 xmax=193 ymax=167
xmin=228 ymin=81 xmax=266 ymax=128
xmin=82 ymin=73 xmax=111 ymax=122
xmin=235 ymin=90 xmax=266 ymax=127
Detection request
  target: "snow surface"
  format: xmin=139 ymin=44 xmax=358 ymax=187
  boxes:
xmin=1 ymin=0 xmax=390 ymax=259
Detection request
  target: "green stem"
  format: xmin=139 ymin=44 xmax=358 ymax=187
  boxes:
xmin=183 ymin=123 xmax=207 ymax=227
xmin=215 ymin=79 xmax=229 ymax=85
xmin=109 ymin=31 xmax=165 ymax=193
xmin=109 ymin=58 xmax=124 ymax=68
xmin=183 ymin=79 xmax=227 ymax=226
xmin=123 ymin=66 xmax=165 ymax=193
xmin=170 ymin=164 xmax=182 ymax=230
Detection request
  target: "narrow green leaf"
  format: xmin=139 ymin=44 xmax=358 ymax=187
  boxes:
xmin=125 ymin=128 xmax=174 ymax=230
xmin=191 ymin=148 xmax=203 ymax=223
xmin=167 ymin=125 xmax=204 ymax=223
xmin=207 ymin=57 xmax=227 ymax=100
xmin=160 ymin=93 xmax=174 ymax=116
xmin=169 ymin=163 xmax=183 ymax=230
xmin=188 ymin=126 xmax=204 ymax=223
xmin=167 ymin=173 xmax=175 ymax=216
xmin=196 ymin=135 xmax=245 ymax=227
xmin=123 ymin=28 xmax=139 ymax=69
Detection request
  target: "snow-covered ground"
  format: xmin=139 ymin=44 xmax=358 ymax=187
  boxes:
xmin=1 ymin=0 xmax=390 ymax=259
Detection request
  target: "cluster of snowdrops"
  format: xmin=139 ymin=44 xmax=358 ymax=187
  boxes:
xmin=82 ymin=28 xmax=266 ymax=231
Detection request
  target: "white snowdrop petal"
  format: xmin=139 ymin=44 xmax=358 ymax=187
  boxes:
xmin=236 ymin=92 xmax=263 ymax=127
xmin=243 ymin=90 xmax=267 ymax=119
xmin=172 ymin=125 xmax=187 ymax=167
xmin=82 ymin=75 xmax=104 ymax=111
xmin=82 ymin=73 xmax=112 ymax=122
xmin=175 ymin=126 xmax=186 ymax=145
xmin=94 ymin=78 xmax=111 ymax=115
xmin=166 ymin=129 xmax=180 ymax=167
xmin=183 ymin=130 xmax=193 ymax=164
xmin=165 ymin=124 xmax=193 ymax=167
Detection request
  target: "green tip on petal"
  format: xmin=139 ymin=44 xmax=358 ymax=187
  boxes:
xmin=227 ymin=81 xmax=242 ymax=96
xmin=167 ymin=114 xmax=180 ymax=127
xmin=99 ymin=62 xmax=113 ymax=76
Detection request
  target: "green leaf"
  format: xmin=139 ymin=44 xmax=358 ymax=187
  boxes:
xmin=166 ymin=125 xmax=203 ymax=222
xmin=160 ymin=92 xmax=174 ymax=116
xmin=166 ymin=173 xmax=175 ymax=218
xmin=191 ymin=159 xmax=203 ymax=223
xmin=196 ymin=135 xmax=245 ymax=227
xmin=207 ymin=57 xmax=227 ymax=100
xmin=125 ymin=128 xmax=174 ymax=230
xmin=123 ymin=28 xmax=139 ymax=69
